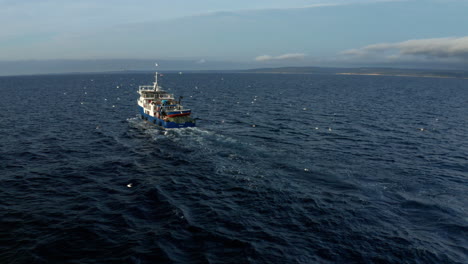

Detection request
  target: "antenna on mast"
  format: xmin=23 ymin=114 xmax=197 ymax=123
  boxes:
xmin=154 ymin=62 xmax=159 ymax=91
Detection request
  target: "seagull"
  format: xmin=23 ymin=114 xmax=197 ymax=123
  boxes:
xmin=127 ymin=183 xmax=133 ymax=188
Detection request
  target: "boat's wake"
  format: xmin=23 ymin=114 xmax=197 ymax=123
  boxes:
xmin=127 ymin=116 xmax=237 ymax=147
xmin=127 ymin=116 xmax=268 ymax=184
xmin=127 ymin=115 xmax=329 ymax=196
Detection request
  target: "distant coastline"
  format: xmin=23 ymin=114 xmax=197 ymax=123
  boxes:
xmin=243 ymin=67 xmax=468 ymax=79
xmin=2 ymin=60 xmax=468 ymax=79
xmin=336 ymin=72 xmax=468 ymax=79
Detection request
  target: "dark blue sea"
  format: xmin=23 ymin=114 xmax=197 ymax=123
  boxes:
xmin=1 ymin=72 xmax=467 ymax=264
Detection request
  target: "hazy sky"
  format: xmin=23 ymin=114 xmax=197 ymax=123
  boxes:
xmin=1 ymin=0 xmax=468 ymax=69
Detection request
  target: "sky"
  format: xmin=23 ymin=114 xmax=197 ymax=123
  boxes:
xmin=1 ymin=0 xmax=468 ymax=73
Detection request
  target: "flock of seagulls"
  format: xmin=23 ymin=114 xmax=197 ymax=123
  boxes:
xmin=71 ymin=77 xmax=435 ymax=187
xmin=74 ymin=78 xmax=433 ymax=135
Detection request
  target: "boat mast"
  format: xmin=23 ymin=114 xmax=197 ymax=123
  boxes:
xmin=154 ymin=62 xmax=159 ymax=91
xmin=153 ymin=71 xmax=159 ymax=91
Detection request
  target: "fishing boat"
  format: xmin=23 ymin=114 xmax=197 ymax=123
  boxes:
xmin=137 ymin=72 xmax=195 ymax=128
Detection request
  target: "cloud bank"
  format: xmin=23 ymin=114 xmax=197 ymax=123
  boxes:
xmin=342 ymin=36 xmax=468 ymax=60
xmin=255 ymin=53 xmax=306 ymax=62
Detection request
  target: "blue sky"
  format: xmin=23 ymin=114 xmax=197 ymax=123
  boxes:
xmin=1 ymin=0 xmax=468 ymax=70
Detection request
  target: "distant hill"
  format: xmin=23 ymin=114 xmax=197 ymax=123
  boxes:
xmin=0 ymin=59 xmax=254 ymax=76
xmin=243 ymin=67 xmax=468 ymax=79
xmin=2 ymin=60 xmax=468 ymax=79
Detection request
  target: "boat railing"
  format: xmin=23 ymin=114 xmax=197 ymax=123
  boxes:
xmin=162 ymin=105 xmax=185 ymax=111
xmin=139 ymin=85 xmax=154 ymax=91
xmin=157 ymin=95 xmax=174 ymax=99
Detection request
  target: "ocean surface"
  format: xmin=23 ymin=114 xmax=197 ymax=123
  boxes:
xmin=1 ymin=72 xmax=467 ymax=264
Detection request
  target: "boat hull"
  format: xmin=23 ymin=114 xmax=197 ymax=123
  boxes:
xmin=138 ymin=106 xmax=195 ymax=128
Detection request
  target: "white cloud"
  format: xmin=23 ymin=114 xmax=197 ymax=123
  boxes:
xmin=188 ymin=0 xmax=402 ymax=19
xmin=341 ymin=36 xmax=468 ymax=60
xmin=255 ymin=53 xmax=306 ymax=61
xmin=255 ymin=55 xmax=273 ymax=61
